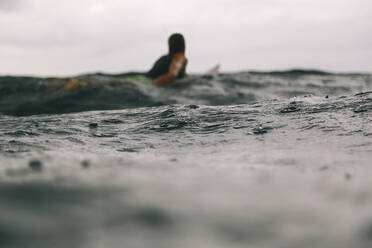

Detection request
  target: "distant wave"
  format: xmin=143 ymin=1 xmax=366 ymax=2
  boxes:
xmin=0 ymin=70 xmax=371 ymax=116
xmin=246 ymin=69 xmax=332 ymax=75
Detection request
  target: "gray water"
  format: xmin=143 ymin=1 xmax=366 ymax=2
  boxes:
xmin=0 ymin=70 xmax=372 ymax=248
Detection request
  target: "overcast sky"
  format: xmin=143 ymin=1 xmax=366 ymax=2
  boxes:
xmin=0 ymin=0 xmax=371 ymax=76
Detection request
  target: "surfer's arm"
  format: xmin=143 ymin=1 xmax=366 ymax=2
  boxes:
xmin=155 ymin=54 xmax=187 ymax=86
xmin=155 ymin=74 xmax=176 ymax=86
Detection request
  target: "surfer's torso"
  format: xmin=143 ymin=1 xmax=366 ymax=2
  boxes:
xmin=147 ymin=54 xmax=186 ymax=79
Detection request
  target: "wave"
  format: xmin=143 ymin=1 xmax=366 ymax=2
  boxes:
xmin=0 ymin=70 xmax=371 ymax=116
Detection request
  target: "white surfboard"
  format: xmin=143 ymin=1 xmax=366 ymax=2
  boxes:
xmin=205 ymin=64 xmax=220 ymax=77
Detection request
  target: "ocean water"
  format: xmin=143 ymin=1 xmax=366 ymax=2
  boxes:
xmin=0 ymin=70 xmax=372 ymax=248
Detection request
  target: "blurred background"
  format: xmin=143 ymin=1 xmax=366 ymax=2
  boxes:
xmin=0 ymin=0 xmax=370 ymax=76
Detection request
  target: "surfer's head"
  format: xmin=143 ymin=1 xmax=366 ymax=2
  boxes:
xmin=168 ymin=33 xmax=185 ymax=54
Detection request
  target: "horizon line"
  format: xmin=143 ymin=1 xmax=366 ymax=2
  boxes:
xmin=0 ymin=67 xmax=371 ymax=78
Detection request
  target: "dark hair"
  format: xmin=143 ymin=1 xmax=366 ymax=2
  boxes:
xmin=168 ymin=33 xmax=185 ymax=54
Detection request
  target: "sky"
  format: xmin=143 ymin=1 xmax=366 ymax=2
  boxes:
xmin=0 ymin=0 xmax=371 ymax=76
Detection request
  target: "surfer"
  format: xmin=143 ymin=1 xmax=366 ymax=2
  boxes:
xmin=147 ymin=33 xmax=188 ymax=86
xmin=46 ymin=33 xmax=187 ymax=93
